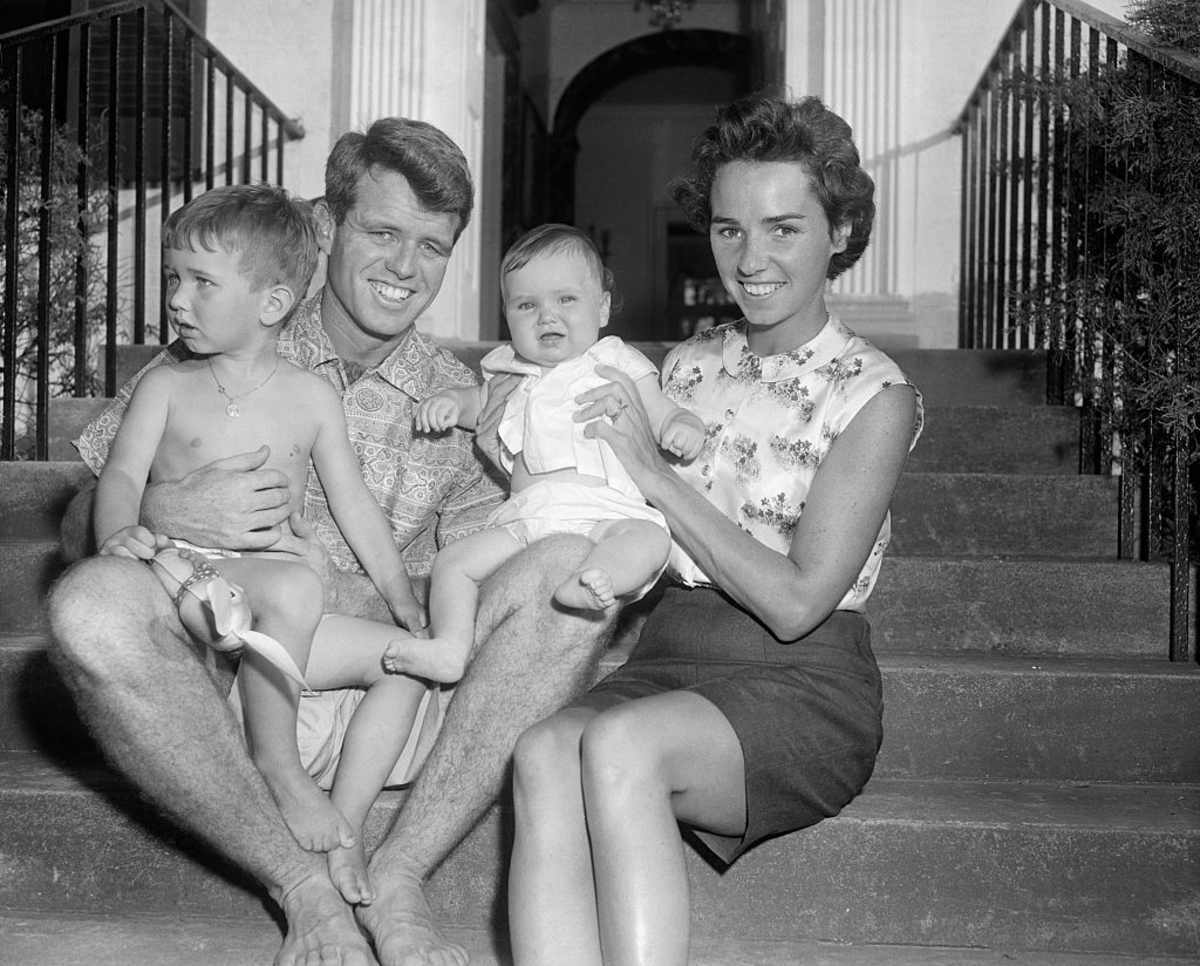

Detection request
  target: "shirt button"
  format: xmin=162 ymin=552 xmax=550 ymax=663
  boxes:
xmin=725 ymin=408 xmax=735 ymax=419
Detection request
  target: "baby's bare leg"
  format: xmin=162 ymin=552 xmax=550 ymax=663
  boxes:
xmin=218 ymin=557 xmax=355 ymax=853
xmin=305 ymin=615 xmax=436 ymax=906
xmin=555 ymin=519 xmax=671 ymax=611
xmin=383 ymin=527 xmax=521 ymax=683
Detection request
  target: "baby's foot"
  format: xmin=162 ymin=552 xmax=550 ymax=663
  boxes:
xmin=328 ymin=838 xmax=374 ymax=906
xmin=382 ymin=637 xmax=467 ymax=684
xmin=554 ymin=567 xmax=617 ymax=611
xmin=261 ymin=765 xmax=357 ymax=852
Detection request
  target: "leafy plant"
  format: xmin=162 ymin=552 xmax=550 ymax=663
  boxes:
xmin=0 ymin=102 xmax=114 ymax=457
xmin=1007 ymin=2 xmax=1200 ymax=554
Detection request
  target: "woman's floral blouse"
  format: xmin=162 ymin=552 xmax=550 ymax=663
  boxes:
xmin=662 ymin=316 xmax=924 ymax=612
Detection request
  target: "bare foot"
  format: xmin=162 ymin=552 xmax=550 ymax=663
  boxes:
xmin=554 ymin=567 xmax=616 ymax=611
xmin=357 ymin=867 xmax=467 ymax=966
xmin=329 ymin=838 xmax=375 ymax=906
xmin=274 ymin=872 xmax=374 ymax=966
xmin=261 ymin=762 xmax=357 ymax=852
xmin=382 ymin=637 xmax=467 ymax=684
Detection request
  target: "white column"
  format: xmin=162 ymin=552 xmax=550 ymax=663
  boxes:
xmin=341 ymin=0 xmax=486 ymax=340
xmin=784 ymin=0 xmax=825 ymax=100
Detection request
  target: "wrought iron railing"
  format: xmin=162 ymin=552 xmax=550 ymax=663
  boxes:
xmin=956 ymin=0 xmax=1199 ymax=661
xmin=0 ymin=0 xmax=304 ymax=460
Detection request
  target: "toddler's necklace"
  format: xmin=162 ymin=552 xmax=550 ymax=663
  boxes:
xmin=207 ymin=358 xmax=279 ymax=418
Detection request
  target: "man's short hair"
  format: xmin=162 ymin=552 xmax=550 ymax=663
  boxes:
xmin=324 ymin=117 xmax=474 ymax=241
xmin=500 ymin=223 xmax=615 ymax=297
xmin=162 ymin=183 xmax=319 ymax=297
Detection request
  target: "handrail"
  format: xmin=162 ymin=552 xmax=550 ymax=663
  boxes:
xmin=0 ymin=0 xmax=305 ymax=140
xmin=1 ymin=0 xmax=305 ymax=461
xmin=954 ymin=0 xmax=1198 ymax=662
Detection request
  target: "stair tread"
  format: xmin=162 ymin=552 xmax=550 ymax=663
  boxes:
xmin=3 ymin=750 xmax=1194 ymax=832
xmin=0 ymin=911 xmax=1190 ymax=966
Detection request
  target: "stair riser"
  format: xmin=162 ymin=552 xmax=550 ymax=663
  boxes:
xmin=907 ymin=406 xmax=1080 ymax=475
xmin=872 ymin=558 xmax=1171 ymax=657
xmin=891 ymin=474 xmax=1118 ymax=557
xmin=0 ymin=544 xmax=62 ymax=632
xmin=5 ymin=641 xmax=1193 ymax=784
xmin=1 ymin=786 xmax=1193 ymax=958
xmin=0 ymin=464 xmax=93 ymax=541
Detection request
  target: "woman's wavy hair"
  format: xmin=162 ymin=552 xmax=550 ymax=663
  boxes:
xmin=671 ymin=94 xmax=875 ymax=280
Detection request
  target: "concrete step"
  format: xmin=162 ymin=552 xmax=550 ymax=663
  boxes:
xmin=907 ymin=404 xmax=1080 ymax=474
xmin=891 ymin=472 xmax=1118 ymax=557
xmin=6 ymin=627 xmax=1192 ymax=786
xmin=0 ymin=461 xmax=93 ymax=540
xmin=0 ymin=540 xmax=62 ymax=633
xmin=0 ymin=753 xmax=1193 ymax=958
xmin=2 ymin=912 xmax=1191 ymax=966
xmin=871 ymin=556 xmax=1172 ymax=657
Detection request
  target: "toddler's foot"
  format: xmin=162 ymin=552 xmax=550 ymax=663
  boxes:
xmin=554 ymin=567 xmax=617 ymax=611
xmin=328 ymin=838 xmax=374 ymax=906
xmin=261 ymin=765 xmax=357 ymax=852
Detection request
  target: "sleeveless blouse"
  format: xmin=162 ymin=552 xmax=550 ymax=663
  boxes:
xmin=661 ymin=317 xmax=924 ymax=611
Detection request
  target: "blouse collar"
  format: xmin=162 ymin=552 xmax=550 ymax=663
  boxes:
xmin=720 ymin=315 xmax=854 ymax=383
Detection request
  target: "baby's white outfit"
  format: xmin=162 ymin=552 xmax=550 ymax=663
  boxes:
xmin=480 ymin=336 xmax=670 ymax=598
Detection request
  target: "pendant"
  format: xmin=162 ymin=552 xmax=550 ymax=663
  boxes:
xmin=225 ymin=401 xmax=241 ymax=418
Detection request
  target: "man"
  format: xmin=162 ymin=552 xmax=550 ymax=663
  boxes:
xmin=48 ymin=117 xmax=618 ymax=966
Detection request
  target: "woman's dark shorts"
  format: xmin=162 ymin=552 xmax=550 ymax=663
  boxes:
xmin=576 ymin=584 xmax=883 ymax=866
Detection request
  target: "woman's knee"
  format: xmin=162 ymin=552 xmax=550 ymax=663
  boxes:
xmin=579 ymin=705 xmax=665 ymax=797
xmin=512 ymin=712 xmax=587 ymax=802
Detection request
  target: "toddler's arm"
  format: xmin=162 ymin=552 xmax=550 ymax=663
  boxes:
xmin=93 ymin=367 xmax=174 ymax=558
xmin=415 ymin=385 xmax=485 ymax=434
xmin=632 ymin=373 xmax=706 ymax=461
xmin=308 ymin=381 xmax=424 ymax=632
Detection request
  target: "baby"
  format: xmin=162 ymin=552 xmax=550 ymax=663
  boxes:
xmin=93 ymin=183 xmax=428 ymax=903
xmin=384 ymin=223 xmax=705 ymax=681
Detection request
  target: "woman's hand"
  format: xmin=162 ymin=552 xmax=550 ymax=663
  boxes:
xmin=575 ymin=363 xmax=672 ymax=496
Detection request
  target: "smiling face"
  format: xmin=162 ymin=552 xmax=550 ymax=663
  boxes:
xmin=163 ymin=245 xmax=271 ymax=355
xmin=319 ymin=166 xmax=460 ymax=361
xmin=709 ymin=160 xmax=849 ymax=354
xmin=503 ymin=248 xmax=611 ymax=369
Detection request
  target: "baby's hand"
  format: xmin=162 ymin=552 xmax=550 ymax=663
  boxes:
xmin=659 ymin=409 xmax=706 ymax=461
xmin=99 ymin=525 xmax=171 ymax=560
xmin=415 ymin=393 xmax=461 ymax=434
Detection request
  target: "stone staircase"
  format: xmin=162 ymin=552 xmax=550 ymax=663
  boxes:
xmin=0 ymin=345 xmax=1196 ymax=965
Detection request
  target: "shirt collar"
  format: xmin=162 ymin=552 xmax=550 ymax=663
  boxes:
xmin=283 ymin=290 xmax=444 ymax=400
xmin=721 ymin=315 xmax=854 ymax=383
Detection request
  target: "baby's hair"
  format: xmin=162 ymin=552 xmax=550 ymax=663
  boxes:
xmin=501 ymin=223 xmax=616 ymax=297
xmin=162 ymin=183 xmax=320 ymax=300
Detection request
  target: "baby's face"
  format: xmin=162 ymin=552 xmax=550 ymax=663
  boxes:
xmin=503 ymin=249 xmax=610 ymax=368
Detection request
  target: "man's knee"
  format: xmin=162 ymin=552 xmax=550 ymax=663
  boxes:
xmin=47 ymin=555 xmax=177 ymax=677
xmin=485 ymin=534 xmax=593 ymax=597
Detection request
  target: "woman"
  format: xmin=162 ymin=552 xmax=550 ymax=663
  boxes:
xmin=507 ymin=93 xmax=924 ymax=966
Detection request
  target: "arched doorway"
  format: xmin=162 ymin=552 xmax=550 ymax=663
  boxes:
xmin=548 ymin=30 xmax=750 ymax=341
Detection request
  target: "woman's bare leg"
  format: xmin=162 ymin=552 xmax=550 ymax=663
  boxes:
xmin=582 ymin=691 xmax=747 ymax=966
xmin=508 ymin=706 xmax=603 ymax=966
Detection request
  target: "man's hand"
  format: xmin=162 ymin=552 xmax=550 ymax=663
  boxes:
xmin=98 ymin=524 xmax=172 ymax=560
xmin=141 ymin=446 xmax=292 ymax=551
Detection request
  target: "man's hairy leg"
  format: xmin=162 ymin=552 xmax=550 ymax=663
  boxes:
xmin=359 ymin=534 xmax=617 ymax=966
xmin=47 ymin=556 xmax=374 ymax=966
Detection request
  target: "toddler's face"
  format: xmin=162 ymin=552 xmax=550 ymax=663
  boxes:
xmin=503 ymin=249 xmax=610 ymax=368
xmin=163 ymin=243 xmax=268 ymax=355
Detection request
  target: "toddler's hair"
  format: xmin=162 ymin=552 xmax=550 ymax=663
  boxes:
xmin=500 ymin=223 xmax=615 ymax=297
xmin=162 ymin=183 xmax=319 ymax=300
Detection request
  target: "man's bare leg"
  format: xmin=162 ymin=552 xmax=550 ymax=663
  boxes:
xmin=358 ymin=535 xmax=618 ymax=966
xmin=47 ymin=556 xmax=373 ymax=966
